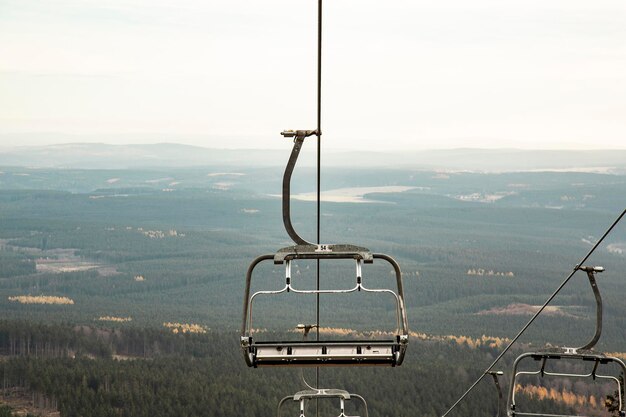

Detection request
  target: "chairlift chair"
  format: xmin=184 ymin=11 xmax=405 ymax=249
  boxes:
xmin=277 ymin=388 xmax=369 ymax=417
xmin=507 ymin=266 xmax=626 ymax=417
xmin=241 ymin=131 xmax=409 ymax=367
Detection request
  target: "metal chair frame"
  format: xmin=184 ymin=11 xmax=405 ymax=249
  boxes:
xmin=507 ymin=266 xmax=626 ymax=417
xmin=507 ymin=351 xmax=626 ymax=417
xmin=241 ymin=252 xmax=408 ymax=367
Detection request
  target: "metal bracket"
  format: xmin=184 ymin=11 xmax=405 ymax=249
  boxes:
xmin=281 ymin=129 xmax=319 ymax=140
xmin=274 ymin=244 xmax=374 ymax=264
xmin=280 ymin=129 xmax=319 ymax=246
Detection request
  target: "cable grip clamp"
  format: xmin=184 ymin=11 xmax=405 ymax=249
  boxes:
xmin=281 ymin=129 xmax=320 ymax=141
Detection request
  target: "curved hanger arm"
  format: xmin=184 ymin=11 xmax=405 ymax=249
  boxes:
xmin=488 ymin=371 xmax=504 ymax=417
xmin=281 ymin=131 xmax=318 ymax=246
xmin=577 ymin=266 xmax=603 ymax=350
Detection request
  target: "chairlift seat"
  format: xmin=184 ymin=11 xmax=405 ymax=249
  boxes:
xmin=242 ymin=338 xmax=407 ymax=367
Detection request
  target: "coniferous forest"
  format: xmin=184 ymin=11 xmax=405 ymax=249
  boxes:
xmin=0 ymin=158 xmax=625 ymax=416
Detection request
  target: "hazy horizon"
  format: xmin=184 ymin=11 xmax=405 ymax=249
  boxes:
xmin=2 ymin=0 xmax=625 ymax=151
xmin=1 ymin=141 xmax=625 ymax=173
xmin=2 ymin=134 xmax=626 ymax=152
xmin=3 ymin=139 xmax=626 ymax=152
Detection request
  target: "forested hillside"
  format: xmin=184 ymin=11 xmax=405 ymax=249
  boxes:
xmin=0 ymin=163 xmax=625 ymax=416
xmin=0 ymin=321 xmax=592 ymax=417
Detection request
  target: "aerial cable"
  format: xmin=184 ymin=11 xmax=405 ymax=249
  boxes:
xmin=316 ymin=0 xmax=323 ymax=398
xmin=440 ymin=208 xmax=626 ymax=417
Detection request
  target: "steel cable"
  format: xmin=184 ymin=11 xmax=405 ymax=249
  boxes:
xmin=316 ymin=0 xmax=323 ymax=406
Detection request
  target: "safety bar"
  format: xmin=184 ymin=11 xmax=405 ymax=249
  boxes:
xmin=507 ymin=350 xmax=626 ymax=417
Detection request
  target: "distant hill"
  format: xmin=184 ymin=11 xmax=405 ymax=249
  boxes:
xmin=0 ymin=143 xmax=286 ymax=169
xmin=1 ymin=142 xmax=625 ymax=172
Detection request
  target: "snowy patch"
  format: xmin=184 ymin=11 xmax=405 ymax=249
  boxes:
xmin=207 ymin=172 xmax=245 ymax=177
xmin=212 ymin=182 xmax=233 ymax=190
xmin=287 ymin=186 xmax=416 ymax=203
xmin=145 ymin=177 xmax=173 ymax=184
xmin=454 ymin=192 xmax=516 ymax=203
xmin=607 ymin=243 xmax=625 ymax=256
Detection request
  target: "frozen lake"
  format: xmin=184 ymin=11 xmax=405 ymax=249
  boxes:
xmin=288 ymin=186 xmax=416 ymax=203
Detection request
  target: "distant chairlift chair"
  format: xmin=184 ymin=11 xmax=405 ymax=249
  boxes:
xmin=278 ymin=388 xmax=368 ymax=417
xmin=507 ymin=266 xmax=626 ymax=417
xmin=276 ymin=326 xmax=370 ymax=417
xmin=241 ymin=130 xmax=409 ymax=368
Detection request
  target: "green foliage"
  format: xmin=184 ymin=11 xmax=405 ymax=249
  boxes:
xmin=0 ymin=321 xmax=574 ymax=417
xmin=0 ymin=166 xmax=625 ymax=416
xmin=0 ymin=249 xmax=35 ymax=278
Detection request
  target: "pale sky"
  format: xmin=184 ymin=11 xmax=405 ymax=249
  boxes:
xmin=1 ymin=0 xmax=625 ymax=150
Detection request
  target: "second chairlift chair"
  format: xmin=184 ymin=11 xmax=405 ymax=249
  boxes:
xmin=507 ymin=265 xmax=626 ymax=417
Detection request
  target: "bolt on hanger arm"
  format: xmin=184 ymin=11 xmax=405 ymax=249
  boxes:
xmin=280 ymin=129 xmax=319 ymax=246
